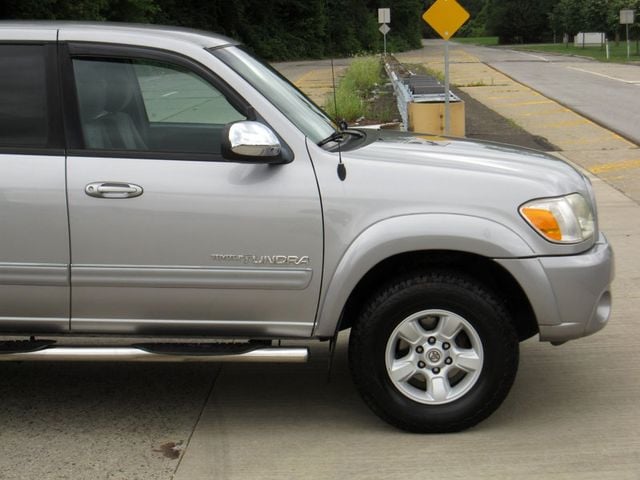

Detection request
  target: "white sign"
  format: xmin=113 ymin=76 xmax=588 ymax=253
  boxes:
xmin=378 ymin=8 xmax=390 ymax=24
xmin=620 ymin=9 xmax=635 ymax=24
xmin=574 ymin=32 xmax=606 ymax=47
xmin=379 ymin=24 xmax=390 ymax=35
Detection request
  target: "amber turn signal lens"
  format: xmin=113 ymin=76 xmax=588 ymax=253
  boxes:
xmin=521 ymin=207 xmax=562 ymax=241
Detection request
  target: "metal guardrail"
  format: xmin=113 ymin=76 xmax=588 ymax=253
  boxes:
xmin=384 ymin=55 xmax=460 ymax=131
xmin=385 ymin=67 xmax=412 ymax=130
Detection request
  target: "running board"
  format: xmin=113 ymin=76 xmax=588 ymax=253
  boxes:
xmin=0 ymin=341 xmax=308 ymax=363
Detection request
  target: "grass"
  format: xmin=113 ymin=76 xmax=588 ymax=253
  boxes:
xmin=324 ymin=85 xmax=364 ymax=122
xmin=517 ymin=42 xmax=640 ymax=62
xmin=423 ymin=66 xmax=445 ymax=83
xmin=459 ymin=80 xmax=488 ymax=87
xmin=453 ymin=36 xmax=499 ymax=46
xmin=339 ymin=56 xmax=381 ymax=93
xmin=324 ymin=56 xmax=395 ymax=123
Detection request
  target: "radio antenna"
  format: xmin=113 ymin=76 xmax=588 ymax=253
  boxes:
xmin=328 ymin=1 xmax=347 ymax=181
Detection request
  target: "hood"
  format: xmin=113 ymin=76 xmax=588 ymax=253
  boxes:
xmin=309 ymin=129 xmax=598 ymax=259
xmin=341 ymin=130 xmax=582 ymax=192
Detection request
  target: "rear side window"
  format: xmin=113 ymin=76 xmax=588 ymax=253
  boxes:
xmin=0 ymin=45 xmax=49 ymax=147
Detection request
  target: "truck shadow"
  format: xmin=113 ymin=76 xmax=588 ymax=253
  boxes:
xmin=0 ymin=336 xmax=618 ymax=480
xmin=0 ymin=339 xmax=376 ymax=437
xmin=0 ymin=337 xmax=597 ymax=437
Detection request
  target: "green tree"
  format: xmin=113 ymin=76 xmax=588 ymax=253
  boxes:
xmin=0 ymin=0 xmax=108 ymax=19
xmin=603 ymin=0 xmax=640 ymax=40
xmin=108 ymin=0 xmax=159 ymax=22
xmin=551 ymin=0 xmax=581 ymax=36
xmin=0 ymin=0 xmax=158 ymax=22
xmin=238 ymin=0 xmax=328 ymax=59
xmin=148 ymin=0 xmax=225 ymax=31
xmin=385 ymin=0 xmax=423 ymax=50
xmin=551 ymin=0 xmax=640 ymax=39
xmin=459 ymin=0 xmax=490 ymax=37
xmin=486 ymin=0 xmax=555 ymax=43
xmin=0 ymin=0 xmax=424 ymax=60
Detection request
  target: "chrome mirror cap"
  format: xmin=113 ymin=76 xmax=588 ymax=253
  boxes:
xmin=228 ymin=121 xmax=281 ymax=157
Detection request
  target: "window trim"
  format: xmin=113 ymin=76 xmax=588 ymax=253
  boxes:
xmin=0 ymin=42 xmax=65 ymax=153
xmin=60 ymin=42 xmax=265 ymax=162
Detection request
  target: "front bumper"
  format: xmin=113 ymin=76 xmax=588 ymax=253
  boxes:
xmin=497 ymin=233 xmax=614 ymax=343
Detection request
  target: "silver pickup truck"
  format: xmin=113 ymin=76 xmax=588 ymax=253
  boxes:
xmin=0 ymin=22 xmax=613 ymax=432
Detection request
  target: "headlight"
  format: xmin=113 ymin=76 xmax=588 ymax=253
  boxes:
xmin=520 ymin=193 xmax=595 ymax=243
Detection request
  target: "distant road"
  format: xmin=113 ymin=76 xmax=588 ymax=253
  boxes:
xmin=445 ymin=41 xmax=640 ymax=146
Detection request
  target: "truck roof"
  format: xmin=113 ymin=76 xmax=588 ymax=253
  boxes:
xmin=0 ymin=20 xmax=236 ymax=49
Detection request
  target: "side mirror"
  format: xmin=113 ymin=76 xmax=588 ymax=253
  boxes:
xmin=221 ymin=121 xmax=292 ymax=163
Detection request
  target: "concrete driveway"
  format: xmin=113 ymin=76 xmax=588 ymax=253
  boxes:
xmin=1 ymin=173 xmax=637 ymax=480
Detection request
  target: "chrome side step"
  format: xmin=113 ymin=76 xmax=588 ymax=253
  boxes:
xmin=0 ymin=342 xmax=308 ymax=363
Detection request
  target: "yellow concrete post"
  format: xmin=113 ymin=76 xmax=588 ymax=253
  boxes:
xmin=408 ymin=101 xmax=465 ymax=136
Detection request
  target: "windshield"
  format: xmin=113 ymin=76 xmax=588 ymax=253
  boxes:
xmin=211 ymin=46 xmax=336 ymax=144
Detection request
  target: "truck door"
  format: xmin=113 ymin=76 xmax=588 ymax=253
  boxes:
xmin=0 ymin=37 xmax=69 ymax=333
xmin=62 ymin=43 xmax=323 ymax=338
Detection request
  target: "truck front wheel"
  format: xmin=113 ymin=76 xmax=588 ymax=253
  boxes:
xmin=348 ymin=271 xmax=519 ymax=432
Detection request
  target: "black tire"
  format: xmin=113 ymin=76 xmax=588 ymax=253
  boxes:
xmin=348 ymin=270 xmax=519 ymax=433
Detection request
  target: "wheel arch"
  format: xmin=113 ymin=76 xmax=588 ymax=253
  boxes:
xmin=338 ymin=250 xmax=538 ymax=341
xmin=313 ymin=214 xmax=539 ymax=341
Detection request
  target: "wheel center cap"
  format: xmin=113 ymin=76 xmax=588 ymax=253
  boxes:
xmin=427 ymin=349 xmax=442 ymax=364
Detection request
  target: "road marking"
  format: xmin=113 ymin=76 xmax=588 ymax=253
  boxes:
xmin=161 ymin=91 xmax=178 ymax=97
xmin=561 ymin=134 xmax=625 ymax=144
xmin=505 ymin=100 xmax=554 ymax=106
xmin=510 ymin=50 xmax=550 ymax=62
xmin=567 ymin=67 xmax=640 ymax=84
xmin=294 ymin=67 xmax=346 ymax=88
xmin=589 ymin=158 xmax=640 ymax=174
xmin=293 ymin=69 xmax=318 ymax=86
xmin=519 ymin=110 xmax=566 ymax=117
xmin=486 ymin=93 xmax=529 ymax=100
xmin=541 ymin=119 xmax=590 ymax=128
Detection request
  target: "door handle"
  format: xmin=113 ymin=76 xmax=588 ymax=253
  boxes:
xmin=85 ymin=182 xmax=144 ymax=199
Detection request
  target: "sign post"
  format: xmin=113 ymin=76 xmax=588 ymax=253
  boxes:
xmin=620 ymin=9 xmax=635 ymax=60
xmin=379 ymin=24 xmax=390 ymax=55
xmin=422 ymin=0 xmax=470 ymax=135
xmin=378 ymin=8 xmax=391 ymax=56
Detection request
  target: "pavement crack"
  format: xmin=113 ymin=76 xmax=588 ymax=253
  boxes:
xmin=171 ymin=364 xmax=223 ymax=478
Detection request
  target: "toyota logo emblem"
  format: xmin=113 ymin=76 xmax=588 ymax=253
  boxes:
xmin=428 ymin=350 xmax=441 ymax=363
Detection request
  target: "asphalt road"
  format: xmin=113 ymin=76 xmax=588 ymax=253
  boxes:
xmin=449 ymin=41 xmax=640 ymax=145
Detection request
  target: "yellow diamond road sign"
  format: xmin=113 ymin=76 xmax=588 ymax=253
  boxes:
xmin=423 ymin=0 xmax=470 ymax=41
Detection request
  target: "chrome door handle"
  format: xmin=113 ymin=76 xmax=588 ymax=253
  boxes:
xmin=85 ymin=182 xmax=144 ymax=199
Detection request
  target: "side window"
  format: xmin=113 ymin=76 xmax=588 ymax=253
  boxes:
xmin=0 ymin=45 xmax=49 ymax=147
xmin=72 ymin=57 xmax=246 ymax=155
xmin=134 ymin=61 xmax=245 ymax=125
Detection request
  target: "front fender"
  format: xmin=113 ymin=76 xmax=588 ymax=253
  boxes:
xmin=313 ymin=214 xmax=535 ymax=337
